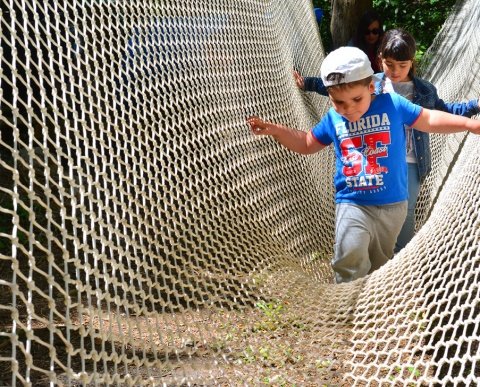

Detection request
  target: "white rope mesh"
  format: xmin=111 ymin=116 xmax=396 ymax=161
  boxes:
xmin=0 ymin=0 xmax=478 ymax=385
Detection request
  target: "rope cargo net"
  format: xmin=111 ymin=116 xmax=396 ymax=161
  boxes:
xmin=0 ymin=0 xmax=479 ymax=385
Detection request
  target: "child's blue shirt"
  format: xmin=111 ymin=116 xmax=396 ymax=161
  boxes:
xmin=311 ymin=93 xmax=422 ymax=205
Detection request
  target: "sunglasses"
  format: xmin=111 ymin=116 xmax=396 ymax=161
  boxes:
xmin=365 ymin=28 xmax=381 ymax=36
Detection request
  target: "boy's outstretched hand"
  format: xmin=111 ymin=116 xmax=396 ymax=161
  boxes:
xmin=469 ymin=97 xmax=480 ymax=134
xmin=246 ymin=116 xmax=324 ymax=154
xmin=469 ymin=118 xmax=480 ymax=135
xmin=247 ymin=116 xmax=270 ymax=135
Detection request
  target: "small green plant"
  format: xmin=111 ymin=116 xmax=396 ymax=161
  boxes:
xmin=253 ymin=299 xmax=286 ymax=332
xmin=279 ymin=344 xmax=303 ymax=365
xmin=407 ymin=366 xmax=421 ymax=378
xmin=259 ymin=346 xmax=271 ymax=361
xmin=316 ymin=358 xmax=332 ymax=369
xmin=407 ymin=310 xmax=427 ymax=331
xmin=242 ymin=345 xmax=256 ymax=364
xmin=256 ymin=300 xmax=284 ymax=319
xmin=389 ymin=366 xmax=401 ymax=381
xmin=262 ymin=374 xmax=288 ymax=386
xmin=389 ymin=365 xmax=421 ymax=381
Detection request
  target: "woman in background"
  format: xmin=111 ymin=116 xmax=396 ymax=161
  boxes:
xmin=348 ymin=9 xmax=384 ymax=72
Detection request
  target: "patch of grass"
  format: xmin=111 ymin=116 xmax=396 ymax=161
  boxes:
xmin=253 ymin=300 xmax=285 ymax=332
xmin=389 ymin=364 xmax=422 ymax=383
xmin=316 ymin=359 xmax=332 ymax=369
xmin=407 ymin=310 xmax=427 ymax=331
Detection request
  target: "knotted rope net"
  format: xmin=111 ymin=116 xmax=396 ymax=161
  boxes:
xmin=0 ymin=0 xmax=478 ymax=385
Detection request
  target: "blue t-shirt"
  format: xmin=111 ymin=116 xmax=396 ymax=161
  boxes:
xmin=311 ymin=93 xmax=422 ymax=205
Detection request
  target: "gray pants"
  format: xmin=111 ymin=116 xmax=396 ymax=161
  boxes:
xmin=332 ymin=201 xmax=407 ymax=283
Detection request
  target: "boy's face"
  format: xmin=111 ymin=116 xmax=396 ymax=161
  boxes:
xmin=328 ymin=82 xmax=375 ymax=122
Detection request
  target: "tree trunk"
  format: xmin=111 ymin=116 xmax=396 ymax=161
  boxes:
xmin=330 ymin=0 xmax=372 ymax=49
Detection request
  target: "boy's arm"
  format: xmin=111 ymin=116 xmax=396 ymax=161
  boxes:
xmin=247 ymin=116 xmax=326 ymax=154
xmin=293 ymin=71 xmax=329 ymax=96
xmin=303 ymin=77 xmax=329 ymax=96
xmin=414 ymin=108 xmax=480 ymax=135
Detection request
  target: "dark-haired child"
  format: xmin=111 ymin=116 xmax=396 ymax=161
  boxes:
xmin=376 ymin=28 xmax=480 ymax=251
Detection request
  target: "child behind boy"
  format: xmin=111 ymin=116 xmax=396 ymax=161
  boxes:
xmin=247 ymin=47 xmax=480 ymax=283
xmin=375 ymin=28 xmax=480 ymax=252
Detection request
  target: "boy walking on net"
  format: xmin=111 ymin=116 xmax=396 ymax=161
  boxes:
xmin=247 ymin=47 xmax=480 ymax=283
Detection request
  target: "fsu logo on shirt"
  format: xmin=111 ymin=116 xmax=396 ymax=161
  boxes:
xmin=336 ymin=113 xmax=392 ymax=190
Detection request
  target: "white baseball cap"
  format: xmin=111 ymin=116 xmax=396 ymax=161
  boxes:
xmin=320 ymin=46 xmax=374 ymax=87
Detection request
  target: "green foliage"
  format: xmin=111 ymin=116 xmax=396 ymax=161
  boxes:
xmin=311 ymin=0 xmax=333 ymax=52
xmin=254 ymin=300 xmax=285 ymax=331
xmin=311 ymin=0 xmax=456 ymax=63
xmin=373 ymin=0 xmax=456 ymax=62
xmin=315 ymin=358 xmax=332 ymax=369
xmin=389 ymin=364 xmax=422 ymax=382
xmin=253 ymin=299 xmax=308 ymax=333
